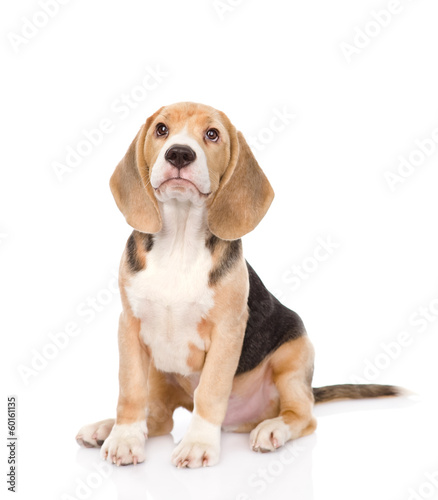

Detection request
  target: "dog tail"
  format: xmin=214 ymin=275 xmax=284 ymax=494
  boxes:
xmin=312 ymin=384 xmax=404 ymax=403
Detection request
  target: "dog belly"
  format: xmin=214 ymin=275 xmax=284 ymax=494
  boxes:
xmin=223 ymin=363 xmax=279 ymax=430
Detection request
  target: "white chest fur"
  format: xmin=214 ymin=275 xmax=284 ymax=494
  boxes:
xmin=125 ymin=201 xmax=214 ymax=376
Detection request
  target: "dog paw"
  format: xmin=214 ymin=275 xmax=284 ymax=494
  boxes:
xmin=100 ymin=421 xmax=147 ymax=466
xmin=249 ymin=417 xmax=291 ymax=452
xmin=171 ymin=438 xmax=220 ymax=468
xmin=171 ymin=413 xmax=221 ymax=468
xmin=76 ymin=418 xmax=115 ymax=448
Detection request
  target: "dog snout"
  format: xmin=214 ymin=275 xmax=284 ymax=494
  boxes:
xmin=165 ymin=145 xmax=197 ymax=169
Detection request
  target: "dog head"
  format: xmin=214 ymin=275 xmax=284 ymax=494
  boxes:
xmin=110 ymin=102 xmax=274 ymax=240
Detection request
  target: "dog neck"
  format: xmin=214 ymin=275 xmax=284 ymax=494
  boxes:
xmin=155 ymin=199 xmax=210 ymax=263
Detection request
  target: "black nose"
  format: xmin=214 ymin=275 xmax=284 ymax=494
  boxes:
xmin=164 ymin=144 xmax=196 ymax=169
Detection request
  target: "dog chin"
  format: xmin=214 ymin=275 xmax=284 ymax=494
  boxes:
xmin=155 ymin=179 xmax=207 ymax=204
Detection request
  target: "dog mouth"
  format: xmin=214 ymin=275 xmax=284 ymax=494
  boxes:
xmin=156 ymin=177 xmax=211 ymax=196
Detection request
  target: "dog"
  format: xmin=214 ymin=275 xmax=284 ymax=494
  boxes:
xmin=76 ymin=102 xmax=401 ymax=468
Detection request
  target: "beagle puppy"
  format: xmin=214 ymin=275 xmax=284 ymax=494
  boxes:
xmin=76 ymin=102 xmax=401 ymax=468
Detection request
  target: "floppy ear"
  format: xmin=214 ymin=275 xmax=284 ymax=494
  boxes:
xmin=109 ymin=115 xmax=162 ymax=234
xmin=207 ymin=129 xmax=274 ymax=240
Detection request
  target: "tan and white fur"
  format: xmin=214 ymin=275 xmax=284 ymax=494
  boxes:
xmin=76 ymin=102 xmax=401 ymax=468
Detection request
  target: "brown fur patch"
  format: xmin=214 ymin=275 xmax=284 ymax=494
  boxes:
xmin=146 ymin=365 xmax=194 ymax=436
xmin=196 ymin=317 xmax=213 ymax=345
xmin=187 ymin=342 xmax=206 ymax=372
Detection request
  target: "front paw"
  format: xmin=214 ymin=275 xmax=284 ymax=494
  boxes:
xmin=101 ymin=421 xmax=147 ymax=466
xmin=171 ymin=414 xmax=221 ymax=468
xmin=171 ymin=438 xmax=220 ymax=468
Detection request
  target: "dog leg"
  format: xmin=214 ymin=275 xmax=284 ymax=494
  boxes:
xmin=101 ymin=312 xmax=150 ymax=466
xmin=250 ymin=336 xmax=317 ymax=452
xmin=171 ymin=321 xmax=245 ymax=468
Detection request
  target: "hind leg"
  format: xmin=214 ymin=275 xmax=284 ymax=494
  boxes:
xmin=250 ymin=336 xmax=316 ymax=452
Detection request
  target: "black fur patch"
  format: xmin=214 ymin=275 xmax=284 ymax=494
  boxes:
xmin=235 ymin=262 xmax=306 ymax=375
xmin=126 ymin=233 xmax=142 ymax=272
xmin=142 ymin=233 xmax=154 ymax=252
xmin=208 ymin=239 xmax=242 ymax=286
xmin=205 ymin=234 xmax=220 ymax=253
xmin=126 ymin=231 xmax=154 ymax=273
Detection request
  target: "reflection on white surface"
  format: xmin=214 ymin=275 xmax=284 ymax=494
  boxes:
xmin=74 ymin=424 xmax=317 ymax=500
xmin=61 ymin=395 xmax=428 ymax=500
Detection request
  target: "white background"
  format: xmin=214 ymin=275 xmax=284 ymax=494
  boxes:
xmin=2 ymin=0 xmax=438 ymax=499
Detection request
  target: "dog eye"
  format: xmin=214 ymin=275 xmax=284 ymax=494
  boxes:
xmin=206 ymin=128 xmax=219 ymax=142
xmin=156 ymin=123 xmax=168 ymax=137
